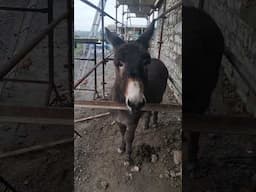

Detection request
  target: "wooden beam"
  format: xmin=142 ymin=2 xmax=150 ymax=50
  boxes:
xmin=0 ymin=138 xmax=73 ymax=159
xmin=75 ymin=112 xmax=110 ymax=123
xmin=75 ymin=100 xmax=181 ymax=113
xmin=0 ymin=105 xmax=73 ymax=125
xmin=183 ymin=114 xmax=256 ymax=135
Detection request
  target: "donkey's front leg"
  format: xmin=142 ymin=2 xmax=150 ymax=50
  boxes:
xmin=116 ymin=122 xmax=126 ymax=154
xmin=152 ymin=111 xmax=158 ymax=128
xmin=143 ymin=111 xmax=152 ymax=130
xmin=124 ymin=124 xmax=137 ymax=165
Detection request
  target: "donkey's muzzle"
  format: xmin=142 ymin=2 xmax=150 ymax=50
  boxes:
xmin=127 ymin=97 xmax=146 ymax=113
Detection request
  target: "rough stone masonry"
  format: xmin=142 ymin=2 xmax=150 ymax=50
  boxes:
xmin=151 ymin=0 xmax=182 ymax=105
xmin=185 ymin=0 xmax=256 ymax=116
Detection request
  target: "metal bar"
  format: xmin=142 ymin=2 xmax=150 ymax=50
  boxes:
xmin=75 ymin=38 xmax=101 ymax=44
xmin=122 ymin=4 xmax=124 ymax=29
xmin=157 ymin=0 xmax=166 ymax=59
xmin=0 ymin=12 xmax=68 ymax=79
xmin=47 ymin=0 xmax=54 ymax=105
xmin=0 ymin=105 xmax=73 ymax=125
xmin=183 ymin=114 xmax=256 ymax=135
xmin=75 ymin=100 xmax=181 ymax=113
xmin=94 ymin=43 xmax=97 ymax=95
xmin=67 ymin=0 xmax=74 ymax=102
xmin=74 ymin=53 xmax=113 ymax=89
xmin=101 ymin=0 xmax=105 ymax=98
xmin=80 ymin=0 xmax=124 ymax=26
xmin=1 ymin=78 xmax=48 ymax=84
xmin=115 ymin=0 xmax=118 ymax=32
xmin=0 ymin=6 xmax=48 ymax=13
xmin=0 ymin=138 xmax=73 ymax=159
xmin=74 ymin=58 xmax=95 ymax=61
xmin=154 ymin=1 xmax=181 ymax=21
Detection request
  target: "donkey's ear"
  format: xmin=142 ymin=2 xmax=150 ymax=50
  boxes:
xmin=136 ymin=20 xmax=155 ymax=49
xmin=105 ymin=28 xmax=125 ymax=49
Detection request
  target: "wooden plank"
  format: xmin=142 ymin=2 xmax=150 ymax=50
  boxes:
xmin=75 ymin=100 xmax=181 ymax=113
xmin=75 ymin=112 xmax=110 ymax=123
xmin=0 ymin=105 xmax=73 ymax=125
xmin=0 ymin=116 xmax=73 ymax=125
xmin=183 ymin=114 xmax=256 ymax=135
xmin=0 ymin=138 xmax=73 ymax=159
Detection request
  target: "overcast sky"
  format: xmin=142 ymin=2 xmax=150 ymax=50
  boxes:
xmin=74 ymin=0 xmax=148 ymax=31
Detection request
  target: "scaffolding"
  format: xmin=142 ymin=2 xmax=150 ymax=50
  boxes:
xmin=0 ymin=0 xmax=255 ymax=177
xmin=0 ymin=2 xmax=73 ymax=188
xmin=74 ymin=0 xmax=182 ymax=98
xmin=0 ymin=0 xmax=73 ymax=105
xmin=74 ymin=0 xmax=256 ymax=137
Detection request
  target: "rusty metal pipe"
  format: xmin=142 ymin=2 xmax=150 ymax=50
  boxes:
xmin=74 ymin=53 xmax=113 ymax=89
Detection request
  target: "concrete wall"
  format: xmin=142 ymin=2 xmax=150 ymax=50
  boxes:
xmin=151 ymin=0 xmax=182 ymax=104
xmin=184 ymin=0 xmax=256 ymax=116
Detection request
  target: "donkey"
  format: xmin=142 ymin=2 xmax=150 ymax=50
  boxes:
xmin=105 ymin=21 xmax=168 ymax=164
xmin=183 ymin=6 xmax=224 ymax=174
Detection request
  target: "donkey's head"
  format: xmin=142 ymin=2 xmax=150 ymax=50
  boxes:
xmin=106 ymin=21 xmax=155 ymax=113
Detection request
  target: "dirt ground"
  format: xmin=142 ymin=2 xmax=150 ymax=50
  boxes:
xmin=0 ymin=123 xmax=73 ymax=192
xmin=183 ymin=68 xmax=256 ymax=192
xmin=74 ymin=87 xmax=182 ymax=192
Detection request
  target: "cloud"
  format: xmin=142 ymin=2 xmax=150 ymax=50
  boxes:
xmin=75 ymin=0 xmax=147 ymax=31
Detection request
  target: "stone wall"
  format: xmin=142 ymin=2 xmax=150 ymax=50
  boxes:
xmin=151 ymin=0 xmax=182 ymax=104
xmin=184 ymin=0 xmax=256 ymax=116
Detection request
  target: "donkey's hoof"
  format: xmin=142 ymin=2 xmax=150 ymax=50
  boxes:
xmin=123 ymin=160 xmax=130 ymax=167
xmin=124 ymin=157 xmax=134 ymax=167
xmin=117 ymin=147 xmax=125 ymax=154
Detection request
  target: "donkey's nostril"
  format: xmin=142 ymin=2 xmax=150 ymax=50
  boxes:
xmin=126 ymin=99 xmax=145 ymax=112
xmin=127 ymin=99 xmax=132 ymax=108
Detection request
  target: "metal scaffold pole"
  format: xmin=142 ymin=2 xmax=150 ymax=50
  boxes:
xmin=101 ymin=0 xmax=106 ymax=98
xmin=115 ymin=0 xmax=118 ymax=33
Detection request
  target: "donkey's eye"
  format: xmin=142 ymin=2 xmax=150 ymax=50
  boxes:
xmin=117 ymin=61 xmax=125 ymax=67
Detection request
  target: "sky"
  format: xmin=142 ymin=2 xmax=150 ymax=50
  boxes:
xmin=74 ymin=0 xmax=148 ymax=31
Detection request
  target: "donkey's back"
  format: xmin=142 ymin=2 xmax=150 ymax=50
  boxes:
xmin=143 ymin=58 xmax=168 ymax=130
xmin=145 ymin=58 xmax=169 ymax=103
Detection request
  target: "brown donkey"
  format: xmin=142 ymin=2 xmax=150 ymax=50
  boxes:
xmin=105 ymin=21 xmax=168 ymax=164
